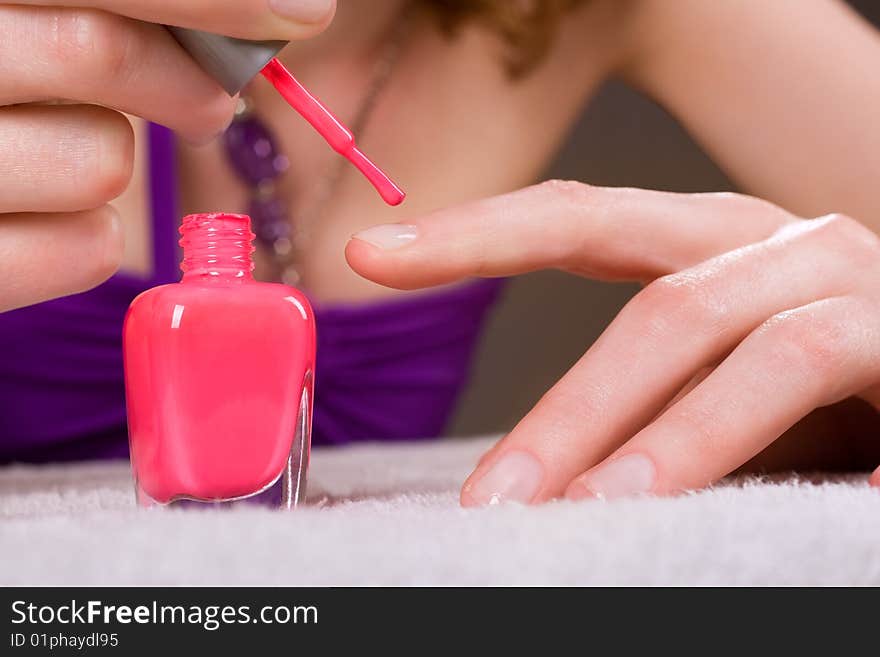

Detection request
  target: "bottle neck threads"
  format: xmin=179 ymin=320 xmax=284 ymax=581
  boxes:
xmin=179 ymin=213 xmax=255 ymax=283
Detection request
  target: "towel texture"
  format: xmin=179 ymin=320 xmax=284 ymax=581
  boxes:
xmin=1 ymin=437 xmax=878 ymax=586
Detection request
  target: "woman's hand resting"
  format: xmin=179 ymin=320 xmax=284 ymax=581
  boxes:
xmin=346 ymin=181 xmax=880 ymax=504
xmin=0 ymin=0 xmax=334 ymax=312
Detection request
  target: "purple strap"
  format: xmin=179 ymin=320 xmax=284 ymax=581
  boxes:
xmin=147 ymin=124 xmax=181 ymax=283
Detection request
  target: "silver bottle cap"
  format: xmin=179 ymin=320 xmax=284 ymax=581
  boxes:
xmin=168 ymin=27 xmax=288 ymax=96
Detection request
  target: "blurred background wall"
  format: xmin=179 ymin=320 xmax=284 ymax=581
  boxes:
xmin=449 ymin=0 xmax=879 ymax=436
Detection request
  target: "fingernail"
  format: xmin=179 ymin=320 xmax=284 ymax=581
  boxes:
xmin=268 ymin=0 xmax=334 ymax=23
xmin=464 ymin=451 xmax=544 ymax=506
xmin=101 ymin=208 xmax=124 ymax=275
xmin=568 ymin=454 xmax=656 ymax=501
xmin=352 ymin=224 xmax=418 ymax=250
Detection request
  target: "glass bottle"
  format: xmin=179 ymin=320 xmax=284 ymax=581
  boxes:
xmin=123 ymin=213 xmax=315 ymax=509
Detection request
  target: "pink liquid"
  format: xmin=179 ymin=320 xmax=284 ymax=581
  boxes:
xmin=123 ymin=214 xmax=316 ymax=507
xmin=260 ymin=57 xmax=405 ymax=207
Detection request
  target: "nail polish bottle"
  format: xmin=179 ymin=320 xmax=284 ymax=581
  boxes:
xmin=123 ymin=213 xmax=315 ymax=509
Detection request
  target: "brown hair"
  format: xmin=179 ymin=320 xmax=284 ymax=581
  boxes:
xmin=420 ymin=0 xmax=587 ymax=77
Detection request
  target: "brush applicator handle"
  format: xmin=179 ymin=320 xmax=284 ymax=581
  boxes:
xmin=167 ymin=27 xmax=287 ymax=96
xmin=166 ymin=27 xmax=405 ymax=206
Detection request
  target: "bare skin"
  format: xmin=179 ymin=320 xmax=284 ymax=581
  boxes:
xmin=2 ymin=0 xmax=879 ymax=499
xmin=170 ymin=0 xmax=628 ymax=301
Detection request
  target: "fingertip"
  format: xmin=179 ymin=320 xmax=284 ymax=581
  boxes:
xmin=95 ymin=112 xmax=135 ymax=202
xmin=344 ymin=234 xmax=372 ymax=265
xmin=564 ymin=478 xmax=595 ymax=501
xmin=344 ymin=236 xmax=383 ymax=276
xmin=69 ymin=206 xmax=125 ymax=294
xmin=869 ymin=466 xmax=880 ymax=488
xmin=458 ymin=451 xmax=545 ymax=507
xmin=458 ymin=443 xmax=501 ymax=507
xmin=96 ymin=205 xmax=125 ymax=285
xmin=351 ymin=224 xmax=419 ymax=251
xmin=163 ymin=1 xmax=337 ymax=41
xmin=568 ymin=454 xmax=657 ymax=501
xmin=344 ymin=236 xmax=415 ymax=290
xmin=267 ymin=0 xmax=337 ymax=39
xmin=459 ymin=483 xmax=480 ymax=508
xmin=177 ymin=91 xmax=237 ymax=146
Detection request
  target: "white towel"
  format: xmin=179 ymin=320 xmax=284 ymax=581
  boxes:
xmin=1 ymin=437 xmax=878 ymax=585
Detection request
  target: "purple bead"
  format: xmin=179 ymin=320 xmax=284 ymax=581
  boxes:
xmin=223 ymin=116 xmax=289 ymax=185
xmin=248 ymin=195 xmax=291 ymax=248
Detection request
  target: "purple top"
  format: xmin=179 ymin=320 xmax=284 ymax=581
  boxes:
xmin=0 ymin=125 xmax=504 ymax=464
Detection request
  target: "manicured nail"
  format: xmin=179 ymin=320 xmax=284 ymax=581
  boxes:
xmin=568 ymin=454 xmax=656 ymax=501
xmin=268 ymin=0 xmax=334 ymax=23
xmin=352 ymin=224 xmax=418 ymax=250
xmin=464 ymin=451 xmax=544 ymax=506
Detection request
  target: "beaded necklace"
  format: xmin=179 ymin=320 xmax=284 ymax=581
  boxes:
xmin=222 ymin=7 xmax=412 ymax=286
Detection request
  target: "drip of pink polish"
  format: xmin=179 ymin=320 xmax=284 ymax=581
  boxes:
xmin=260 ymin=57 xmax=405 ymax=207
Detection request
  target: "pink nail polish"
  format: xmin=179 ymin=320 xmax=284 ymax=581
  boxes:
xmin=123 ymin=213 xmax=316 ymax=509
xmin=570 ymin=454 xmax=656 ymax=501
xmin=465 ymin=451 xmax=544 ymax=506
